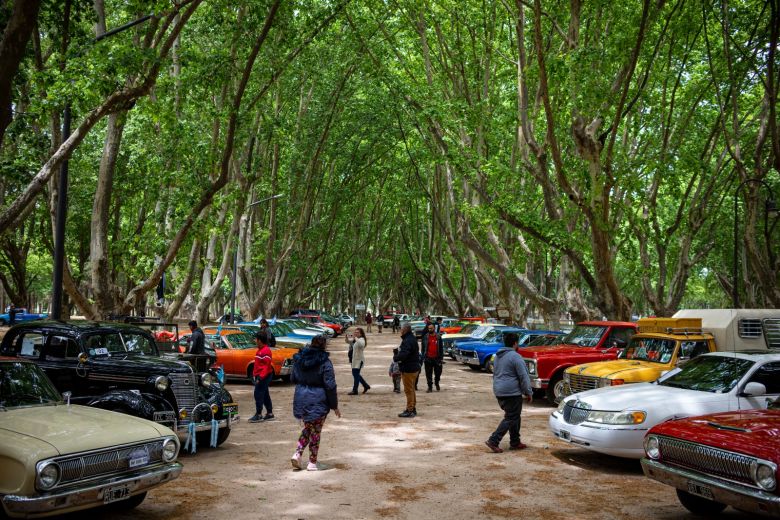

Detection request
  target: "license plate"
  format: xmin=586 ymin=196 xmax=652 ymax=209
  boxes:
xmin=223 ymin=403 xmax=239 ymax=415
xmin=687 ymin=481 xmax=714 ymax=500
xmin=559 ymin=429 xmax=571 ymax=441
xmin=103 ymin=484 xmax=131 ymax=504
xmin=128 ymin=448 xmax=149 ymax=468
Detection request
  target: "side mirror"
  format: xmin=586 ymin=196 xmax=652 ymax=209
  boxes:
xmin=77 ymin=352 xmax=88 ymax=364
xmin=740 ymin=381 xmax=767 ymax=397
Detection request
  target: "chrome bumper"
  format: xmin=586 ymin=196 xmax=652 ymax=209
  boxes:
xmin=641 ymin=458 xmax=780 ymax=516
xmin=531 ymin=377 xmax=548 ymax=389
xmin=175 ymin=416 xmax=237 ymax=439
xmin=280 ymin=365 xmax=292 ymax=376
xmin=1 ymin=462 xmax=182 ymax=518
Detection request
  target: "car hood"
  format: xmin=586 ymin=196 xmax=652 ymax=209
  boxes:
xmin=443 ymin=333 xmax=474 ymax=340
xmin=650 ymin=409 xmax=780 ymax=460
xmin=569 ymin=382 xmax=721 ymax=411
xmin=0 ymin=404 xmax=170 ymax=455
xmin=459 ymin=342 xmax=500 ymax=352
xmin=521 ymin=344 xmax=606 ymax=357
xmin=568 ymin=360 xmax=666 ymax=380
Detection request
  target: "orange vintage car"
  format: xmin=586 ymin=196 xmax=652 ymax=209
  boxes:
xmin=200 ymin=328 xmax=297 ymax=382
xmin=440 ymin=317 xmax=487 ymax=335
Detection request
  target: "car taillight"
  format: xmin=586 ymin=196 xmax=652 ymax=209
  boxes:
xmin=611 ymin=379 xmax=625 ymax=386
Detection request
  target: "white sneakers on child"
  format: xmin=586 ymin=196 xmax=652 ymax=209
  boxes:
xmin=306 ymin=462 xmax=319 ymax=471
xmin=291 ymin=452 xmax=302 ymax=470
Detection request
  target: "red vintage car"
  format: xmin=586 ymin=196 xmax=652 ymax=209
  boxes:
xmin=642 ymin=403 xmax=780 ymax=517
xmin=298 ymin=314 xmax=343 ymax=336
xmin=518 ymin=320 xmax=637 ymax=403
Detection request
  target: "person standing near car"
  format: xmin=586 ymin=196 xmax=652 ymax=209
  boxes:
xmin=394 ymin=324 xmax=421 ymax=417
xmin=392 ymin=314 xmax=400 ymax=333
xmin=8 ymin=303 xmax=17 ymax=325
xmin=420 ymin=322 xmax=444 ymax=392
xmin=365 ymin=312 xmax=373 ymax=333
xmin=291 ymin=334 xmax=341 ymax=471
xmin=346 ymin=327 xmax=370 ymax=395
xmin=376 ymin=312 xmax=383 ymax=334
xmin=249 ymin=330 xmax=274 ymax=423
xmin=485 ymin=332 xmax=533 ymax=452
xmin=188 ymin=320 xmax=206 ymax=355
xmin=259 ymin=318 xmax=276 ymax=348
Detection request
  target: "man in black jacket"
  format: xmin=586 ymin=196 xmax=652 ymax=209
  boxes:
xmin=420 ymin=322 xmax=444 ymax=392
xmin=188 ymin=320 xmax=206 ymax=355
xmin=393 ymin=324 xmax=421 ymax=417
xmin=259 ymin=318 xmax=276 ymax=348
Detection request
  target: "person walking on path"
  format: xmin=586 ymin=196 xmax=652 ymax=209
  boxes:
xmin=346 ymin=327 xmax=370 ymax=395
xmin=420 ymin=322 xmax=444 ymax=392
xmin=259 ymin=318 xmax=276 ymax=348
xmin=376 ymin=312 xmax=383 ymax=333
xmin=188 ymin=320 xmax=206 ymax=355
xmin=485 ymin=332 xmax=533 ymax=452
xmin=249 ymin=330 xmax=274 ymax=423
xmin=392 ymin=314 xmax=400 ymax=333
xmin=394 ymin=324 xmax=421 ymax=418
xmin=291 ymin=335 xmax=341 ymax=471
xmin=365 ymin=312 xmax=373 ymax=333
xmin=8 ymin=303 xmax=17 ymax=325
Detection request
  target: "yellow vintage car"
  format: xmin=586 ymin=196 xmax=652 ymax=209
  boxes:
xmin=562 ymin=317 xmax=715 ymax=397
xmin=0 ymin=357 xmax=182 ymax=518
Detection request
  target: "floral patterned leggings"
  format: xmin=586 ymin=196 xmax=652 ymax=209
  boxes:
xmin=295 ymin=416 xmax=326 ymax=463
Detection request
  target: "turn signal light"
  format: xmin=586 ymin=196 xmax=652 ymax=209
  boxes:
xmin=611 ymin=379 xmax=625 ymax=386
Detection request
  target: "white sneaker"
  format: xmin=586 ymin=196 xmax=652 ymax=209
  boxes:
xmin=291 ymin=452 xmax=302 ymax=470
xmin=307 ymin=462 xmax=319 ymax=471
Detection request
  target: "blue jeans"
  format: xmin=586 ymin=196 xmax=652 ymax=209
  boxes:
xmin=253 ymin=374 xmax=273 ymax=415
xmin=351 ymin=362 xmax=369 ymax=393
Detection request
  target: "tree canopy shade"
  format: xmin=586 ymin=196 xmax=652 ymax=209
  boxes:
xmin=0 ymin=0 xmax=777 ymax=323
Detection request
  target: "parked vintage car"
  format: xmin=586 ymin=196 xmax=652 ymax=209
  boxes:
xmin=641 ymin=403 xmax=780 ymax=517
xmin=483 ymin=330 xmax=566 ymax=373
xmin=442 ymin=323 xmax=487 ymax=358
xmin=337 ymin=314 xmax=355 ymax=326
xmin=0 ymin=357 xmax=182 ymax=517
xmin=549 ymin=351 xmax=780 ymax=458
xmin=0 ymin=321 xmax=238 ymax=448
xmin=200 ymin=328 xmax=298 ymax=381
xmin=519 ymin=320 xmax=638 ymax=403
xmin=282 ymin=318 xmax=333 ymax=338
xmin=0 ymin=307 xmax=48 ymax=326
xmin=297 ymin=315 xmax=341 ymax=336
xmin=454 ymin=327 xmax=545 ymax=371
xmin=446 ymin=324 xmax=509 ymax=359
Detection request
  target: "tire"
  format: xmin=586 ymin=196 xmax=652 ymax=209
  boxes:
xmin=546 ymin=372 xmax=565 ymax=405
xmin=216 ymin=425 xmax=231 ymax=445
xmin=675 ymin=489 xmax=727 ymax=516
xmin=0 ymin=319 xmax=6 ymax=326
xmin=106 ymin=492 xmax=146 ymax=511
xmin=280 ymin=374 xmax=291 ymax=382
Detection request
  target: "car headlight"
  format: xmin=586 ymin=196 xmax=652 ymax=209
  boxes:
xmin=525 ymin=360 xmax=537 ymax=376
xmin=162 ymin=437 xmax=179 ymax=462
xmin=36 ymin=461 xmax=60 ymax=490
xmin=753 ymin=460 xmax=777 ymax=491
xmin=557 ymin=399 xmax=568 ymax=414
xmin=200 ymin=372 xmax=213 ymax=387
xmin=154 ymin=376 xmax=169 ymax=392
xmin=644 ymin=435 xmax=660 ymax=459
xmin=587 ymin=410 xmax=646 ymax=425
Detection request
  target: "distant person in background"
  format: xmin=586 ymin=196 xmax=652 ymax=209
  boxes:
xmin=249 ymin=330 xmax=274 ymax=423
xmin=434 ymin=316 xmax=443 ymax=334
xmin=394 ymin=324 xmax=421 ymax=418
xmin=259 ymin=318 xmax=276 ymax=348
xmin=188 ymin=320 xmax=206 ymax=355
xmin=291 ymin=334 xmax=341 ymax=471
xmin=392 ymin=314 xmax=400 ymax=333
xmin=346 ymin=327 xmax=370 ymax=395
xmin=389 ymin=348 xmax=401 ymax=393
xmin=485 ymin=332 xmax=533 ymax=453
xmin=8 ymin=303 xmax=17 ymax=325
xmin=420 ymin=322 xmax=444 ymax=392
xmin=365 ymin=312 xmax=373 ymax=333
xmin=376 ymin=312 xmax=383 ymax=334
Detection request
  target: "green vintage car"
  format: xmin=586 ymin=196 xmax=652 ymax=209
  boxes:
xmin=0 ymin=357 xmax=182 ymax=518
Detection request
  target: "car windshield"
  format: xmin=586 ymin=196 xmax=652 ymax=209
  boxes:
xmin=273 ymin=322 xmax=293 ymax=335
xmin=0 ymin=361 xmax=61 ymax=408
xmin=659 ymin=355 xmax=755 ymax=393
xmin=471 ymin=326 xmax=492 ymax=339
xmin=561 ymin=325 xmax=607 ymax=347
xmin=225 ymin=333 xmax=256 ymax=349
xmin=84 ymin=332 xmax=157 ymax=357
xmin=459 ymin=324 xmax=480 ymax=335
xmin=618 ymin=338 xmax=676 ymax=364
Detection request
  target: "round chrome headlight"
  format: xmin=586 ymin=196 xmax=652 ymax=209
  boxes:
xmin=753 ymin=461 xmax=777 ymax=491
xmin=36 ymin=461 xmax=60 ymax=490
xmin=161 ymin=438 xmax=179 ymax=462
xmin=644 ymin=435 xmax=660 ymax=460
xmin=200 ymin=372 xmax=213 ymax=387
xmin=154 ymin=376 xmax=169 ymax=392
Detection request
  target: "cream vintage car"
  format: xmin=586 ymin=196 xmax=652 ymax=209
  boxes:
xmin=0 ymin=357 xmax=182 ymax=518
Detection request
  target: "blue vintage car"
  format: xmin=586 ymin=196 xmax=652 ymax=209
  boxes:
xmin=454 ymin=328 xmax=564 ymax=372
xmin=0 ymin=307 xmax=48 ymax=326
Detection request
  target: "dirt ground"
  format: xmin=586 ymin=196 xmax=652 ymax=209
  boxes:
xmin=8 ymin=328 xmax=757 ymax=519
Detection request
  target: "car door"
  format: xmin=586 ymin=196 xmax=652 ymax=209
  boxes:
xmin=210 ymin=335 xmax=234 ymax=375
xmin=738 ymin=361 xmax=780 ymax=410
xmin=40 ymin=334 xmax=84 ymax=393
xmin=603 ymin=326 xmax=636 ymax=354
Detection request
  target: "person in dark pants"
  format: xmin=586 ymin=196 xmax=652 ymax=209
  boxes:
xmin=249 ymin=330 xmax=274 ymax=423
xmin=485 ymin=332 xmax=533 ymax=452
xmin=259 ymin=318 xmax=276 ymax=348
xmin=8 ymin=304 xmax=17 ymax=325
xmin=393 ymin=324 xmax=421 ymax=418
xmin=188 ymin=320 xmax=206 ymax=355
xmin=392 ymin=315 xmax=400 ymax=333
xmin=420 ymin=322 xmax=444 ymax=392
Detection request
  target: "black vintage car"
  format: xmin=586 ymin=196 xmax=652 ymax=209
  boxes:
xmin=0 ymin=321 xmax=238 ymax=449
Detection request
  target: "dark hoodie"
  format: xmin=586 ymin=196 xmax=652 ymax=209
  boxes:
xmin=291 ymin=348 xmax=338 ymax=421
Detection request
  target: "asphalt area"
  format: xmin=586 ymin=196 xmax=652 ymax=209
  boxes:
xmin=11 ymin=328 xmax=757 ymax=519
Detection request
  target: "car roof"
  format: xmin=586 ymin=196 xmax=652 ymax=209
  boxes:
xmin=4 ymin=320 xmax=149 ymax=335
xmin=707 ymin=350 xmax=780 ymax=361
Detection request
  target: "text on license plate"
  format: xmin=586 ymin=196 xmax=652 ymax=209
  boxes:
xmin=559 ymin=429 xmax=571 ymax=441
xmin=687 ymin=481 xmax=714 ymax=500
xmin=223 ymin=403 xmax=239 ymax=415
xmin=103 ymin=484 xmax=131 ymax=504
xmin=128 ymin=448 xmax=149 ymax=468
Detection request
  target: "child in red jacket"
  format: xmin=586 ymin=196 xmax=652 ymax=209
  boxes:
xmin=249 ymin=330 xmax=274 ymax=423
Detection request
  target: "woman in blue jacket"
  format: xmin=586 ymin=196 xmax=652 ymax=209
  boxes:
xmin=290 ymin=335 xmax=341 ymax=471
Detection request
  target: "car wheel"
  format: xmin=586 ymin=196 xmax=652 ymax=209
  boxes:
xmin=0 ymin=319 xmax=6 ymax=326
xmin=546 ymin=372 xmax=565 ymax=405
xmin=675 ymin=489 xmax=727 ymax=516
xmin=107 ymin=492 xmax=147 ymax=511
xmin=486 ymin=355 xmax=495 ymax=373
xmin=281 ymin=374 xmax=291 ymax=382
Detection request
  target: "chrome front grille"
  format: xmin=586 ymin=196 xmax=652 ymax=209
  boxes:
xmin=562 ymin=401 xmax=591 ymax=425
xmin=56 ymin=440 xmax=164 ymax=487
xmin=169 ymin=371 xmax=198 ymax=427
xmin=568 ymin=374 xmax=599 ymax=394
xmin=658 ymin=436 xmax=756 ymax=486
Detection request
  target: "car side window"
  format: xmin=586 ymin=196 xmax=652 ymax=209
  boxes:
xmin=608 ymin=328 xmax=635 ymax=348
xmin=17 ymin=332 xmax=44 ymax=358
xmin=748 ymin=362 xmax=780 ymax=394
xmin=46 ymin=335 xmax=81 ymax=359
